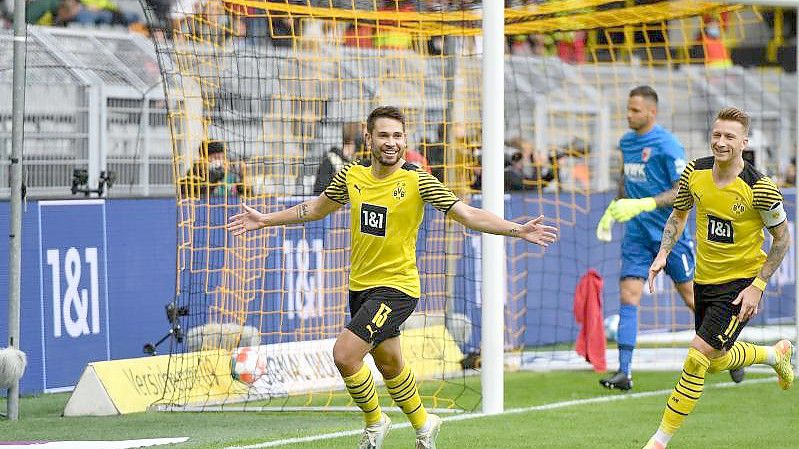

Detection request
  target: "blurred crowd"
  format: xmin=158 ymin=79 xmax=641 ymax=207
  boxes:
xmin=2 ymin=0 xmax=795 ymax=191
xmin=0 ymin=0 xmax=783 ymax=72
xmin=1 ymin=0 xmax=145 ymax=30
xmin=0 ymin=0 xmax=584 ymax=64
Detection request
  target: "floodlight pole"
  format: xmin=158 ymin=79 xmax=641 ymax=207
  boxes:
xmin=7 ymin=0 xmax=27 ymax=421
xmin=481 ymin=0 xmax=505 ymax=415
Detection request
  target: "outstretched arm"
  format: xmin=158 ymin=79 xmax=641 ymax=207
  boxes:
xmin=447 ymin=201 xmax=558 ymax=247
xmin=227 ymin=194 xmax=343 ymax=236
xmin=647 ymin=208 xmax=689 ymax=293
xmin=653 ymin=183 xmax=679 ymax=207
xmin=610 ymin=183 xmax=678 ymax=222
xmin=599 ymin=184 xmax=678 ymax=240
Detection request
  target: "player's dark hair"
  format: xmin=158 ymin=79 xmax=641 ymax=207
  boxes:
xmin=367 ymin=106 xmax=406 ymax=134
xmin=629 ymin=85 xmax=658 ymax=104
xmin=716 ymin=107 xmax=750 ymax=135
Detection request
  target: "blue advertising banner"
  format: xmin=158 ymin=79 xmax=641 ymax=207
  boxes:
xmin=38 ymin=200 xmax=110 ymax=391
xmin=0 ymin=191 xmax=795 ymax=394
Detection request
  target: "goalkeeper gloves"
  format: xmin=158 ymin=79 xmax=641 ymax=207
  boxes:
xmin=596 ymin=200 xmax=616 ymax=242
xmin=609 ymin=197 xmax=657 ymax=223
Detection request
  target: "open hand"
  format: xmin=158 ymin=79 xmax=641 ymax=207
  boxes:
xmin=517 ymin=215 xmax=558 ymax=247
xmin=647 ymin=255 xmax=667 ymax=294
xmin=227 ymin=203 xmax=266 ymax=236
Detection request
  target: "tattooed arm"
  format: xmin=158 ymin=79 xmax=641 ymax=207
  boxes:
xmin=647 ymin=208 xmax=689 ymax=293
xmin=659 ymin=208 xmax=689 ymax=256
xmin=653 ymin=183 xmax=680 ymax=208
xmin=227 ymin=193 xmax=342 ymax=236
xmin=448 ymin=202 xmax=558 ymax=247
xmin=758 ymin=221 xmax=791 ymax=281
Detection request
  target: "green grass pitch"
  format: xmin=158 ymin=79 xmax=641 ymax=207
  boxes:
xmin=1 ymin=370 xmax=796 ymax=448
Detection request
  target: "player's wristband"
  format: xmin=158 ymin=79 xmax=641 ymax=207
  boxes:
xmin=751 ymin=277 xmax=767 ymax=292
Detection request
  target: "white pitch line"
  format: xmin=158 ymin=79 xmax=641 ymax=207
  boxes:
xmin=225 ymin=377 xmax=777 ymax=449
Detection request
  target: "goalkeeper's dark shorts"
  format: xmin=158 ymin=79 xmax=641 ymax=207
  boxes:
xmin=347 ymin=286 xmax=418 ymax=346
xmin=694 ymin=278 xmax=755 ymax=351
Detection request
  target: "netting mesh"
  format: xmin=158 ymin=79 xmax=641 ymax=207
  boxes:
xmin=141 ymin=0 xmax=796 ymax=412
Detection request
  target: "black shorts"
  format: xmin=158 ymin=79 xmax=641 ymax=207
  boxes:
xmin=346 ymin=286 xmax=418 ymax=346
xmin=694 ymin=278 xmax=755 ymax=351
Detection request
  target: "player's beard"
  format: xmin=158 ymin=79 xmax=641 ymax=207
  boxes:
xmin=628 ymin=118 xmax=646 ymax=132
xmin=372 ymin=145 xmax=403 ymax=167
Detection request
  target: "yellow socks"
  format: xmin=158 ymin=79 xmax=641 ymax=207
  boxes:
xmin=343 ymin=364 xmax=383 ymax=426
xmin=385 ymin=364 xmax=428 ymax=430
xmin=659 ymin=348 xmax=710 ymax=435
xmin=707 ymin=341 xmax=768 ymax=374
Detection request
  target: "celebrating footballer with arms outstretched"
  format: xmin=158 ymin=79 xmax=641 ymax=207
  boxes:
xmin=229 ymin=105 xmax=558 ymax=449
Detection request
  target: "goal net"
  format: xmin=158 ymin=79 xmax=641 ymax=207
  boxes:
xmin=140 ymin=0 xmax=797 ymax=412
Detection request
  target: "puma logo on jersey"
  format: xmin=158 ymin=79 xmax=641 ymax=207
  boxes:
xmin=717 ymin=334 xmax=729 ymax=345
xmin=354 ymin=184 xmax=362 ymax=193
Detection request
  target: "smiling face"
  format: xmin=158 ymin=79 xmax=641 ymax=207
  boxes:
xmin=710 ymin=119 xmax=748 ymax=164
xmin=366 ymin=117 xmax=406 ymax=167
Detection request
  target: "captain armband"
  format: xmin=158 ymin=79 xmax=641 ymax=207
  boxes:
xmin=759 ymin=201 xmax=787 ymax=228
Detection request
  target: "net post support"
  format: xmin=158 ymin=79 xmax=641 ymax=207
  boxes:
xmin=481 ymin=0 xmax=505 ymax=415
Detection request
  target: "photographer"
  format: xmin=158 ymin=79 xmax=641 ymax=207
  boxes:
xmin=182 ymin=140 xmax=248 ymax=198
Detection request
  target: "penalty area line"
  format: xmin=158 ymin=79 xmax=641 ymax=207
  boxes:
xmin=224 ymin=377 xmax=776 ymax=449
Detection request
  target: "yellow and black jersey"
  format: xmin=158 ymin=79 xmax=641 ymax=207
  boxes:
xmin=324 ymin=160 xmax=460 ymax=297
xmin=674 ymin=156 xmax=785 ymax=284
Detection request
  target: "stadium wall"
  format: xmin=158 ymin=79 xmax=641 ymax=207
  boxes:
xmin=0 ymin=192 xmax=795 ymax=394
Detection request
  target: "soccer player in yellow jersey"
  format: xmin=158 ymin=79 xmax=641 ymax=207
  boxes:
xmin=642 ymin=107 xmax=794 ymax=449
xmin=227 ymin=106 xmax=558 ymax=449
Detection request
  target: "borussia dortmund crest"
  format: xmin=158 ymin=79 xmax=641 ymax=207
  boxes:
xmin=732 ymin=197 xmax=745 ymax=216
xmin=393 ymin=181 xmax=406 ymax=200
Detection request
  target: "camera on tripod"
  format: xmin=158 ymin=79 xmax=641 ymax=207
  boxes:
xmin=142 ymin=302 xmax=190 ymax=356
xmin=166 ymin=303 xmax=189 ymax=322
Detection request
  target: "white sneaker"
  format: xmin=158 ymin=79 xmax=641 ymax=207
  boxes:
xmin=358 ymin=413 xmax=391 ymax=449
xmin=415 ymin=414 xmax=441 ymax=449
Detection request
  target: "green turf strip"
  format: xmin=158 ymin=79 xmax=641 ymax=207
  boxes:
xmin=1 ymin=370 xmax=795 ymax=448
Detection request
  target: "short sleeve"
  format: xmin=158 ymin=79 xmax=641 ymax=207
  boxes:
xmin=752 ymin=177 xmax=783 ymax=211
xmin=673 ymin=160 xmax=695 ymax=211
xmin=418 ymin=170 xmax=459 ymax=213
xmin=323 ymin=162 xmax=355 ymax=204
xmin=664 ymin=153 xmax=687 ymax=185
xmin=661 ymin=136 xmax=687 ymax=185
